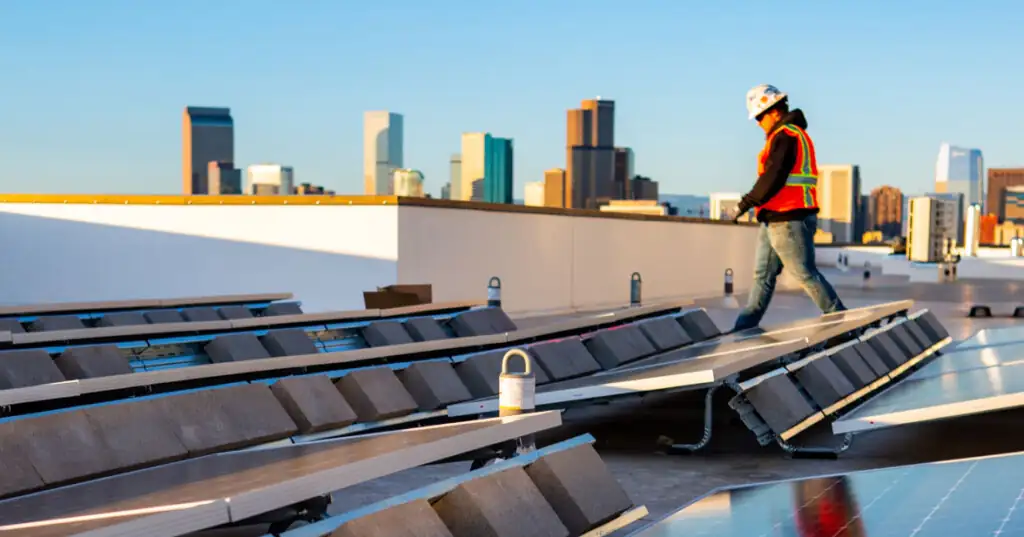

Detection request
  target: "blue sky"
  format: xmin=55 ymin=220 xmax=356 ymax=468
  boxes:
xmin=1 ymin=0 xmax=1021 ymax=198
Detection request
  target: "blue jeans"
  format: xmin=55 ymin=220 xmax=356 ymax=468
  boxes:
xmin=733 ymin=214 xmax=845 ymax=331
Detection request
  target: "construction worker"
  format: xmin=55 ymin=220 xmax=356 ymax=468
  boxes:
xmin=732 ymin=84 xmax=845 ymax=330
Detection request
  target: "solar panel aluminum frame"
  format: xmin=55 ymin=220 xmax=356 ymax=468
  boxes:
xmin=0 ymin=292 xmax=295 ymax=320
xmin=0 ymin=411 xmax=562 ymax=537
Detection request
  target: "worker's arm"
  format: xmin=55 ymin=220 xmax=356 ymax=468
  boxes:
xmin=736 ymin=133 xmax=798 ymax=215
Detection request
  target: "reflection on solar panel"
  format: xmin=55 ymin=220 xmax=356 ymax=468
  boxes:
xmin=912 ymin=341 xmax=1024 ymax=381
xmin=630 ymin=451 xmax=1024 ymax=536
xmin=833 ymin=356 xmax=1024 ymax=434
xmin=954 ymin=326 xmax=1024 ymax=351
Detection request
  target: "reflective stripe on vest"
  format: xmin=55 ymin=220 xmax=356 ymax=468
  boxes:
xmin=757 ymin=124 xmax=819 ymax=213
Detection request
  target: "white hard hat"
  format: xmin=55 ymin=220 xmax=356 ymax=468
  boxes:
xmin=746 ymin=84 xmax=788 ymax=120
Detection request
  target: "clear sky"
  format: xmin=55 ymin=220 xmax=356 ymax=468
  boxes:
xmin=1 ymin=0 xmax=1021 ymax=198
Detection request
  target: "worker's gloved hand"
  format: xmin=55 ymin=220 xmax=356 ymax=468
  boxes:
xmin=732 ymin=202 xmax=751 ymax=224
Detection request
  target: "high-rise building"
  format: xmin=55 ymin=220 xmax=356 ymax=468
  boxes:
xmin=986 ymin=168 xmax=1024 ymax=222
xmin=935 ymin=143 xmax=983 ymax=212
xmin=1005 ymin=186 xmax=1024 ymax=225
xmin=440 ymin=182 xmax=451 ymax=200
xmin=460 ymin=133 xmax=513 ymax=204
xmin=183 ymin=107 xmax=234 ymax=195
xmin=928 ymin=192 xmax=966 ymax=244
xmin=566 ymin=99 xmax=616 ymax=209
xmin=613 ymin=148 xmax=634 ymax=199
xmin=907 ymin=196 xmax=951 ymax=263
xmin=363 ymin=111 xmax=404 ymax=195
xmin=392 ymin=169 xmax=425 ymax=197
xmin=630 ymin=176 xmax=659 ymax=201
xmin=524 ymin=182 xmax=545 ymax=207
xmin=869 ymin=186 xmax=903 ymax=238
xmin=544 ymin=168 xmax=567 ymax=208
xmin=207 ymin=161 xmax=241 ymax=195
xmin=817 ymin=164 xmax=861 ymax=243
xmin=246 ymin=164 xmax=294 ymax=195
xmin=449 ymin=154 xmax=462 ymax=201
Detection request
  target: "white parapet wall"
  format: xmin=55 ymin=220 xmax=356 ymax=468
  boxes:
xmin=398 ymin=203 xmax=760 ymax=314
xmin=0 ymin=196 xmax=400 ymax=312
xmin=0 ymin=196 xmax=761 ymax=314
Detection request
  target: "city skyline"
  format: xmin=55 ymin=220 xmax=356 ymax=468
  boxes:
xmin=2 ymin=2 xmax=1021 ymax=199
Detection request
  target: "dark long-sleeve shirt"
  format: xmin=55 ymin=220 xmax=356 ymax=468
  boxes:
xmin=737 ymin=109 xmax=819 ymax=223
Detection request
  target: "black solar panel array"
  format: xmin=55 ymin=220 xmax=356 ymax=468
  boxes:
xmin=637 ymin=449 xmax=1024 ymax=536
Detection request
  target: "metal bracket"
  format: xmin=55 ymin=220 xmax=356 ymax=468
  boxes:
xmin=659 ymin=385 xmax=720 ymax=454
xmin=776 ymin=432 xmax=854 ymax=459
xmin=263 ymin=494 xmax=333 ymax=535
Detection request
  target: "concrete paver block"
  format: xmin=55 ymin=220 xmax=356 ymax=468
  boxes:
xmin=260 ymin=329 xmax=319 ymax=357
xmin=156 ymin=384 xmax=297 ymax=455
xmin=404 ymin=317 xmax=451 ymax=342
xmin=455 ymin=350 xmax=551 ymax=398
xmin=448 ymin=308 xmax=518 ymax=337
xmin=97 ymin=312 xmax=148 ymax=327
xmin=524 ymin=443 xmax=633 ymax=535
xmin=204 ymin=333 xmax=272 ymax=363
xmin=433 ymin=467 xmax=569 ymax=537
xmin=887 ymin=324 xmax=924 ymax=357
xmin=19 ymin=410 xmax=120 ymax=486
xmin=0 ymin=318 xmax=25 ymax=334
xmin=29 ymin=315 xmax=86 ymax=332
xmin=676 ymin=310 xmax=722 ymax=340
xmin=335 ymin=367 xmax=419 ymax=421
xmin=637 ymin=316 xmax=693 ymax=351
xmin=914 ymin=311 xmax=950 ymax=343
xmin=54 ymin=344 xmax=133 ymax=379
xmin=270 ymin=375 xmax=357 ymax=433
xmin=852 ymin=342 xmax=891 ymax=376
xmin=582 ymin=325 xmax=657 ymax=369
xmin=829 ymin=347 xmax=878 ymax=388
xmin=866 ymin=331 xmax=908 ymax=369
xmin=397 ymin=361 xmax=473 ymax=410
xmin=181 ymin=307 xmax=222 ymax=323
xmin=362 ymin=321 xmax=416 ymax=347
xmin=528 ymin=338 xmax=602 ymax=381
xmin=84 ymin=398 xmax=189 ymax=471
xmin=144 ymin=309 xmax=186 ymax=324
xmin=792 ymin=358 xmax=856 ymax=409
xmin=331 ymin=499 xmax=454 ymax=537
xmin=0 ymin=423 xmax=45 ymax=499
xmin=217 ymin=305 xmax=254 ymax=320
xmin=263 ymin=302 xmax=304 ymax=316
xmin=902 ymin=320 xmax=934 ymax=349
xmin=0 ymin=349 xmax=66 ymax=389
xmin=743 ymin=374 xmax=817 ymax=434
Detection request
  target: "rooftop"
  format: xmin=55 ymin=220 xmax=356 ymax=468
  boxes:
xmin=0 ymin=197 xmax=1022 ymax=536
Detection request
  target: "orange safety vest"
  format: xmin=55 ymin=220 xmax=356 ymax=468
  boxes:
xmin=756 ymin=124 xmax=819 ymax=216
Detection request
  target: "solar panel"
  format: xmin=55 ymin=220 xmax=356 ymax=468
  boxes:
xmin=912 ymin=342 xmax=1024 ymax=381
xmin=631 ymin=450 xmax=1024 ymax=537
xmin=0 ymin=412 xmax=561 ymax=537
xmin=448 ymin=302 xmax=912 ymax=418
xmin=833 ymin=358 xmax=1024 ymax=434
xmin=954 ymin=326 xmax=1024 ymax=351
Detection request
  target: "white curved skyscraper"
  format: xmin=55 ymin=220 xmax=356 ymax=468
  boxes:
xmin=935 ymin=143 xmax=984 ymax=210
